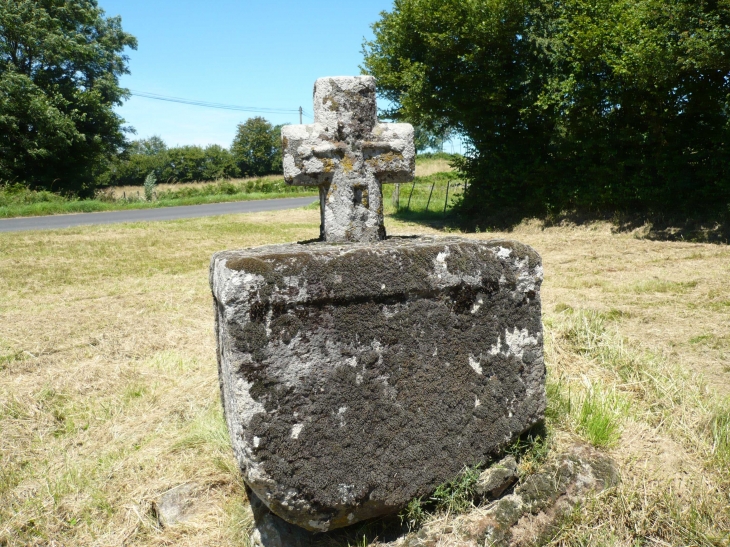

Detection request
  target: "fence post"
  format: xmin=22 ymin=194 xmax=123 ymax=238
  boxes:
xmin=425 ymin=180 xmax=436 ymax=211
xmin=443 ymin=180 xmax=451 ymax=215
xmin=405 ymin=179 xmax=417 ymax=211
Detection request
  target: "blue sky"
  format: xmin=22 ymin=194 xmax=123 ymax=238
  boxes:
xmin=98 ymin=0 xmax=395 ymax=148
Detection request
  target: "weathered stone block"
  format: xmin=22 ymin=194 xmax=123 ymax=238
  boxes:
xmin=210 ymin=236 xmax=545 ymax=532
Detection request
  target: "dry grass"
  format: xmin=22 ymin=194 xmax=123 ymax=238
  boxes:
xmin=415 ymin=158 xmax=454 ymax=177
xmin=0 ymin=211 xmax=728 ymax=546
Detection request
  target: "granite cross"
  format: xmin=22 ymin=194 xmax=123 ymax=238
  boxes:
xmin=281 ymin=76 xmax=415 ymax=243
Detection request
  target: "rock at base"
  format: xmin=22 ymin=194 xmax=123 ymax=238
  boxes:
xmin=154 ymin=483 xmax=198 ymax=528
xmin=399 ymin=444 xmax=618 ymax=547
xmin=475 ymin=456 xmax=519 ymax=500
xmin=248 ymin=486 xmax=314 ymax=547
xmin=211 ymin=236 xmax=546 ymax=531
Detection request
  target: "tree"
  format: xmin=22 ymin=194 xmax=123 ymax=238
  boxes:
xmin=363 ymin=0 xmax=730 ymax=221
xmin=200 ymin=144 xmax=239 ymax=181
xmin=231 ymin=117 xmax=283 ymax=177
xmin=413 ymin=124 xmax=452 ymax=153
xmin=129 ymin=136 xmax=167 ymax=156
xmin=0 ymin=0 xmax=137 ymax=195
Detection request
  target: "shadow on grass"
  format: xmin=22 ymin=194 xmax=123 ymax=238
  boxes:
xmin=392 ymin=203 xmax=730 ymax=245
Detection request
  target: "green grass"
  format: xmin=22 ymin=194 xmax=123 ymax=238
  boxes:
xmin=384 ymin=172 xmax=463 ymax=220
xmin=576 ymin=385 xmax=626 ymax=447
xmin=547 ymin=377 xmax=626 ymax=448
xmin=0 ymin=179 xmax=318 ymax=219
xmin=397 ymin=465 xmax=481 ymax=532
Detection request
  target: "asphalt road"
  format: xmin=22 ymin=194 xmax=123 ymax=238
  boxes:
xmin=0 ymin=196 xmax=318 ymax=233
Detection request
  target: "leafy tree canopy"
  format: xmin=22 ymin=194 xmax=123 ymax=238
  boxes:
xmin=128 ymin=136 xmax=166 ymax=156
xmin=231 ymin=117 xmax=283 ymax=177
xmin=0 ymin=0 xmax=136 ymax=195
xmin=413 ymin=123 xmax=452 ymax=153
xmin=363 ymin=0 xmax=730 ymax=221
xmin=103 ymin=138 xmax=240 ymax=186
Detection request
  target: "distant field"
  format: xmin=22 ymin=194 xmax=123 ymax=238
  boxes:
xmin=0 ymin=206 xmax=727 ymax=546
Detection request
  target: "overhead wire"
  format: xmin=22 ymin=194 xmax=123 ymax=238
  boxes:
xmin=129 ymin=89 xmax=309 ymax=118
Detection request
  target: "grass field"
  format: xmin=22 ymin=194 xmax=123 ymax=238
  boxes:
xmin=0 ymin=206 xmax=728 ymax=545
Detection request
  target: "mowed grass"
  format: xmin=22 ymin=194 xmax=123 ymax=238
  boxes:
xmin=0 ymin=208 xmax=729 ymax=545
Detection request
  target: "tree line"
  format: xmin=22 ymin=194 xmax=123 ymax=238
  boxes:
xmin=364 ymin=0 xmax=730 ymax=223
xmin=102 ymin=117 xmax=283 ymax=186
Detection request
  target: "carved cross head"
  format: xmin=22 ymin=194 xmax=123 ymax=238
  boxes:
xmin=282 ymin=76 xmax=415 ymax=243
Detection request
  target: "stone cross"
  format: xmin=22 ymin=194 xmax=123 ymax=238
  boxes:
xmin=282 ymin=76 xmax=415 ymax=243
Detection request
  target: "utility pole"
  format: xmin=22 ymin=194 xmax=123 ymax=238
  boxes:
xmin=299 ymin=106 xmax=303 ymax=125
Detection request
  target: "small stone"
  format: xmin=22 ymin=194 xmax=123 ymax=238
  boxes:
xmin=479 ymin=445 xmax=618 ymax=546
xmin=475 ymin=455 xmax=519 ymax=499
xmin=154 ymin=483 xmax=197 ymax=528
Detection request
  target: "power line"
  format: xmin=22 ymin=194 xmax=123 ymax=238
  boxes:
xmin=129 ymin=89 xmax=312 ymax=118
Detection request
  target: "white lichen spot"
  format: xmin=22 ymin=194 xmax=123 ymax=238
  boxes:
xmin=469 ymin=355 xmax=483 ymax=375
xmin=348 ymin=513 xmax=355 ymax=522
xmin=235 ymin=378 xmax=266 ymax=427
xmin=303 ymin=157 xmax=325 ymax=173
xmin=489 ymin=328 xmax=540 ymax=359
xmin=355 ymin=373 xmax=363 ymax=385
xmin=504 ymin=328 xmax=539 ymax=359
xmin=475 ymin=396 xmax=481 ymax=408
xmin=489 ymin=336 xmax=503 ymax=356
xmin=283 ymin=155 xmax=301 ymax=178
xmin=496 ymin=247 xmax=512 ymax=259
xmin=253 ymin=436 xmax=261 ymax=448
xmin=381 ymin=283 xmax=386 ymax=290
xmin=290 ymin=424 xmax=304 ymax=439
xmin=433 ymin=247 xmax=451 ymax=280
xmin=337 ymin=407 xmax=347 ymax=427
xmin=433 ymin=347 xmax=438 ymax=357
xmin=338 ymin=484 xmax=356 ymax=504
xmin=308 ymin=520 xmax=329 ymax=532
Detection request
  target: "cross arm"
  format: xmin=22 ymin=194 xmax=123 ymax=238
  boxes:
xmin=282 ymin=124 xmax=344 ymax=186
xmin=362 ymin=123 xmax=416 ymax=184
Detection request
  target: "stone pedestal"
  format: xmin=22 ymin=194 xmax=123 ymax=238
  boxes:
xmin=210 ymin=236 xmax=545 ymax=532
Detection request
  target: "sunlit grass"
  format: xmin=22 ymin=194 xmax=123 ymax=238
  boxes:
xmin=1 ymin=197 xmax=728 ymax=545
